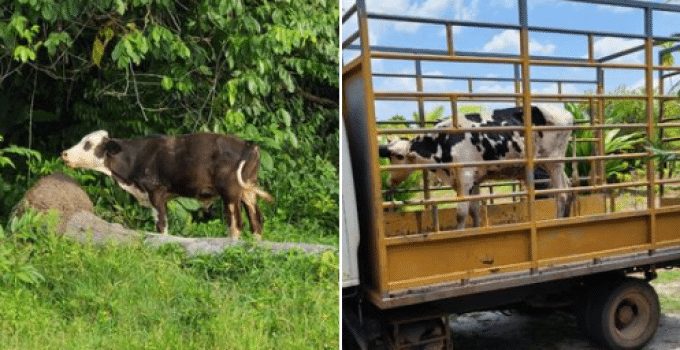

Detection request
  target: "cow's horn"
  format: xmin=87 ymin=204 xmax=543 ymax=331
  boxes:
xmin=379 ymin=145 xmax=391 ymax=158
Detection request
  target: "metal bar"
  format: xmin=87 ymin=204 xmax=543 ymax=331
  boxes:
xmin=366 ymin=12 xmax=521 ymax=30
xmin=377 ymin=123 xmax=648 ymax=135
xmin=355 ymin=0 xmax=391 ymax=295
xmin=518 ymin=0 xmax=539 ymax=273
xmin=342 ymin=31 xmax=360 ymax=49
xmin=598 ymin=44 xmax=646 ymax=63
xmin=655 ymin=178 xmax=680 ymax=185
xmin=373 ymin=91 xmax=670 ymax=100
xmin=446 ymin=24 xmax=454 ymax=56
xmin=381 ymin=160 xmax=526 ymax=171
xmin=536 ymin=181 xmax=649 ymax=196
xmin=379 ymin=153 xmax=648 ymax=172
xmin=341 ymin=3 xmax=357 ymax=23
xmin=566 ymin=0 xmax=680 ymax=12
xmin=370 ymin=50 xmax=521 ymax=63
xmin=382 ymin=191 xmax=528 ymax=208
xmin=645 ymin=8 xmax=658 ymax=251
xmin=372 ymin=73 xmax=598 ymax=85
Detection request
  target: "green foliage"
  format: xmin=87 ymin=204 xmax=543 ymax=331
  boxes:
xmin=0 ymin=0 xmax=338 ymax=234
xmin=565 ymin=102 xmax=646 ymax=183
xmin=0 ymin=211 xmax=338 ymax=349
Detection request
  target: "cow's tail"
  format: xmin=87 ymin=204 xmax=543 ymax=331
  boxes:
xmin=236 ymin=145 xmax=274 ymax=203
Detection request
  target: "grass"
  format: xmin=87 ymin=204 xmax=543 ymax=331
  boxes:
xmin=653 ymin=269 xmax=680 ymax=313
xmin=0 ymin=212 xmax=338 ymax=349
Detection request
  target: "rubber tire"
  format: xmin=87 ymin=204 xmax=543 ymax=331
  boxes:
xmin=585 ymin=278 xmax=660 ymax=350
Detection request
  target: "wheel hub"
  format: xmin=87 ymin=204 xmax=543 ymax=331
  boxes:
xmin=616 ymin=304 xmax=635 ymax=327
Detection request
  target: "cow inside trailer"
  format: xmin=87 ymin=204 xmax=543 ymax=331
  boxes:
xmin=342 ymin=0 xmax=680 ymax=349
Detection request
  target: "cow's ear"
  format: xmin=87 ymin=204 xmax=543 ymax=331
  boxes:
xmin=379 ymin=145 xmax=391 ymax=158
xmin=105 ymin=139 xmax=122 ymax=155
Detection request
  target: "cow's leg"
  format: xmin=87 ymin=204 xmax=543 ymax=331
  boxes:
xmin=546 ymin=164 xmax=570 ymax=218
xmin=222 ymin=198 xmax=241 ymax=240
xmin=220 ymin=187 xmax=243 ymax=240
xmin=455 ymin=170 xmax=476 ymax=229
xmin=150 ymin=191 xmax=169 ymax=234
xmin=242 ymin=189 xmax=263 ymax=240
xmin=561 ymin=171 xmax=574 ymax=217
xmin=469 ymin=184 xmax=482 ymax=227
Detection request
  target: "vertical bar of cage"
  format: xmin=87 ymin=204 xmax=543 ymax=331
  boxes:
xmin=518 ymin=0 xmax=538 ymax=272
xmin=596 ymin=67 xmax=609 ymax=210
xmin=644 ymin=7 xmax=657 ymax=251
xmin=446 ymin=24 xmax=455 ymax=56
xmin=657 ymin=50 xmax=666 ymax=197
xmin=356 ymin=0 xmax=389 ymax=294
xmin=416 ymin=60 xmax=439 ymax=232
xmin=514 ymin=64 xmax=522 ymax=107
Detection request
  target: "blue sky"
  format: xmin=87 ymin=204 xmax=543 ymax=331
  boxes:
xmin=342 ymin=0 xmax=680 ymax=120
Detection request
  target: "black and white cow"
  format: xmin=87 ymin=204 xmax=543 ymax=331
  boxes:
xmin=61 ymin=130 xmax=273 ymax=239
xmin=379 ymin=105 xmax=573 ymax=229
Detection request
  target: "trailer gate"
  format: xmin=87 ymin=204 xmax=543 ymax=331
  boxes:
xmin=342 ymin=0 xmax=680 ymax=309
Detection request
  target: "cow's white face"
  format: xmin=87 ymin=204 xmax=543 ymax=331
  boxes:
xmin=61 ymin=130 xmax=112 ymax=175
xmin=384 ymin=139 xmax=418 ymax=187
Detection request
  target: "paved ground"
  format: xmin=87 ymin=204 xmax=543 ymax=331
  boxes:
xmin=451 ymin=311 xmax=680 ymax=350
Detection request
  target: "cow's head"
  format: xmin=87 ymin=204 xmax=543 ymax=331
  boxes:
xmin=379 ymin=138 xmax=418 ymax=188
xmin=61 ymin=130 xmax=121 ymax=175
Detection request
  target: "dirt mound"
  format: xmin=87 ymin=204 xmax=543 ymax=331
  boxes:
xmin=13 ymin=172 xmax=93 ymax=228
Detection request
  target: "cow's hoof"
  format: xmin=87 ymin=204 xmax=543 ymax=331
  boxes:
xmin=229 ymin=233 xmax=241 ymax=241
xmin=253 ymin=233 xmax=263 ymax=241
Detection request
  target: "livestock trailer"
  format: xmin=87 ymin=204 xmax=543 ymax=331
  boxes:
xmin=342 ymin=0 xmax=680 ymax=349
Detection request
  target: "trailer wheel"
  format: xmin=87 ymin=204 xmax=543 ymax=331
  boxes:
xmin=586 ymin=278 xmax=660 ymax=350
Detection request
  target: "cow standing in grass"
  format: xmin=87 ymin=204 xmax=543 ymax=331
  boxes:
xmin=379 ymin=105 xmax=574 ymax=229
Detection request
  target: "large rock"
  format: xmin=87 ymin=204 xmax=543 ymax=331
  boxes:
xmin=13 ymin=172 xmax=93 ymax=230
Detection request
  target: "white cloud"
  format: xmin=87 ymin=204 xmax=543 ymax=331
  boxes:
xmin=341 ymin=0 xmax=354 ymax=12
xmin=482 ymin=30 xmax=556 ymax=55
xmin=630 ymin=77 xmax=659 ymax=91
xmin=596 ymin=4 xmax=634 ymax=13
xmin=490 ymin=0 xmax=515 ymax=9
xmin=476 ymin=83 xmax=515 ymax=93
xmin=373 ymin=68 xmax=417 ymax=92
xmin=366 ymin=0 xmax=479 ymax=44
xmin=592 ymin=37 xmax=644 ymax=63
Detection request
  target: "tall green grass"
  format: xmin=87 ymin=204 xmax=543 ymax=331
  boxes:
xmin=0 ymin=212 xmax=338 ymax=349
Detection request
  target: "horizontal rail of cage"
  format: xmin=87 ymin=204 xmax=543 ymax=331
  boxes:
xmin=341 ymin=3 xmax=357 ymax=23
xmin=655 ymin=178 xmax=680 ymax=185
xmin=598 ymin=44 xmax=646 ymax=63
xmin=377 ymin=123 xmax=650 ymax=135
xmin=376 ymin=119 xmax=595 ymax=126
xmin=371 ymin=73 xmax=598 ymax=85
xmin=365 ymin=12 xmax=680 ymax=43
xmin=384 ymin=176 xmax=593 ymax=191
xmin=379 ymin=153 xmax=649 ymax=172
xmin=382 ymin=191 xmax=529 ymax=209
xmin=535 ymin=181 xmax=649 ymax=196
xmin=355 ymin=45 xmax=606 ymax=64
xmin=381 ymin=177 xmax=567 ymax=194
xmin=342 ymin=32 xmax=360 ymax=49
xmin=567 ymin=0 xmax=680 ymax=12
xmin=661 ymin=70 xmax=680 ymax=80
xmin=374 ymin=96 xmax=616 ymax=103
xmin=373 ymin=91 xmax=679 ymax=101
xmin=368 ymin=51 xmax=680 ymax=71
xmin=382 ymin=179 xmax=662 ymax=208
